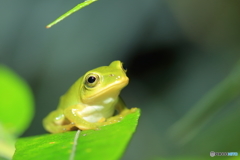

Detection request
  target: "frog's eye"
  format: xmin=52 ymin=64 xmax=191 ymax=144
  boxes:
xmin=85 ymin=74 xmax=99 ymax=88
xmin=121 ymin=62 xmax=127 ymax=72
xmin=88 ymin=76 xmax=96 ymax=83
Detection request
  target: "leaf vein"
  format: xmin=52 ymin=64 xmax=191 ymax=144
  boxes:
xmin=69 ymin=130 xmax=81 ymax=160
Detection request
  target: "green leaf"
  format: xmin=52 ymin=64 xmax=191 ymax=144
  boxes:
xmin=12 ymin=109 xmax=140 ymax=160
xmin=168 ymin=59 xmax=240 ymax=144
xmin=46 ymin=0 xmax=98 ymax=28
xmin=0 ymin=65 xmax=34 ymax=159
xmin=0 ymin=124 xmax=15 ymax=160
xmin=0 ymin=65 xmax=34 ymax=136
xmin=0 ymin=156 xmax=9 ymax=160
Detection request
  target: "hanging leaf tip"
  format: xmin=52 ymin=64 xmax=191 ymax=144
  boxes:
xmin=45 ymin=0 xmax=98 ymax=28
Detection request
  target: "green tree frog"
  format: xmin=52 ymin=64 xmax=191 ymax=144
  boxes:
xmin=43 ymin=61 xmax=136 ymax=133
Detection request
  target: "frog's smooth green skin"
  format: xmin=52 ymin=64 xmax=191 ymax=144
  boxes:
xmin=43 ymin=61 xmax=136 ymax=133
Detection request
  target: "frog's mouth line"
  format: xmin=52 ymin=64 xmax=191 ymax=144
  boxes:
xmin=81 ymin=78 xmax=129 ymax=102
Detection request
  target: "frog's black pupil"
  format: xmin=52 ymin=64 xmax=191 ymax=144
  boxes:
xmin=122 ymin=63 xmax=127 ymax=71
xmin=88 ymin=76 xmax=96 ymax=83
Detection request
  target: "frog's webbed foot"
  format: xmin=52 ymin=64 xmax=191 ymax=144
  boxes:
xmin=43 ymin=120 xmax=77 ymax=133
xmin=100 ymin=107 xmax=138 ymax=126
xmin=43 ymin=110 xmax=77 ymax=133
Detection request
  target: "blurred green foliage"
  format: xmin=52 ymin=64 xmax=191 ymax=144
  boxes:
xmin=164 ymin=59 xmax=240 ymax=158
xmin=0 ymin=65 xmax=34 ymax=159
xmin=169 ymin=60 xmax=240 ymax=143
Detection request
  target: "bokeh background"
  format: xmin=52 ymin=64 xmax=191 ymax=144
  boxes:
xmin=1 ymin=0 xmax=240 ymax=159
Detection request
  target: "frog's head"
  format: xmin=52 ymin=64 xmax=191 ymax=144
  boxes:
xmin=80 ymin=61 xmax=129 ymax=104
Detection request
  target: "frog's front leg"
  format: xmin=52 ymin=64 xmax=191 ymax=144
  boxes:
xmin=104 ymin=98 xmax=137 ymax=124
xmin=43 ymin=110 xmax=76 ymax=133
xmin=64 ymin=105 xmax=100 ymax=130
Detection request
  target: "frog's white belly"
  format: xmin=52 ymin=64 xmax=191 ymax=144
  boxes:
xmin=77 ymin=104 xmax=114 ymax=123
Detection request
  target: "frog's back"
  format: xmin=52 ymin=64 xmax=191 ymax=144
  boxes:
xmin=57 ymin=76 xmax=83 ymax=109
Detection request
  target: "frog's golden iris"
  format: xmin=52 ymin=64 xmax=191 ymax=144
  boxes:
xmin=85 ymin=73 xmax=99 ymax=88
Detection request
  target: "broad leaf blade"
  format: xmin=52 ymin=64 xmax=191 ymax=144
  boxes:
xmin=0 ymin=65 xmax=34 ymax=159
xmin=13 ymin=109 xmax=140 ymax=160
xmin=0 ymin=65 xmax=34 ymax=136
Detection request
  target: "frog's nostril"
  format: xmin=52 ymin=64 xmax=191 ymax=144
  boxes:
xmin=121 ymin=62 xmax=127 ymax=72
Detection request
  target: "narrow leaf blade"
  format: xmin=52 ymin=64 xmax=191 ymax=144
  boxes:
xmin=46 ymin=0 xmax=97 ymax=28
